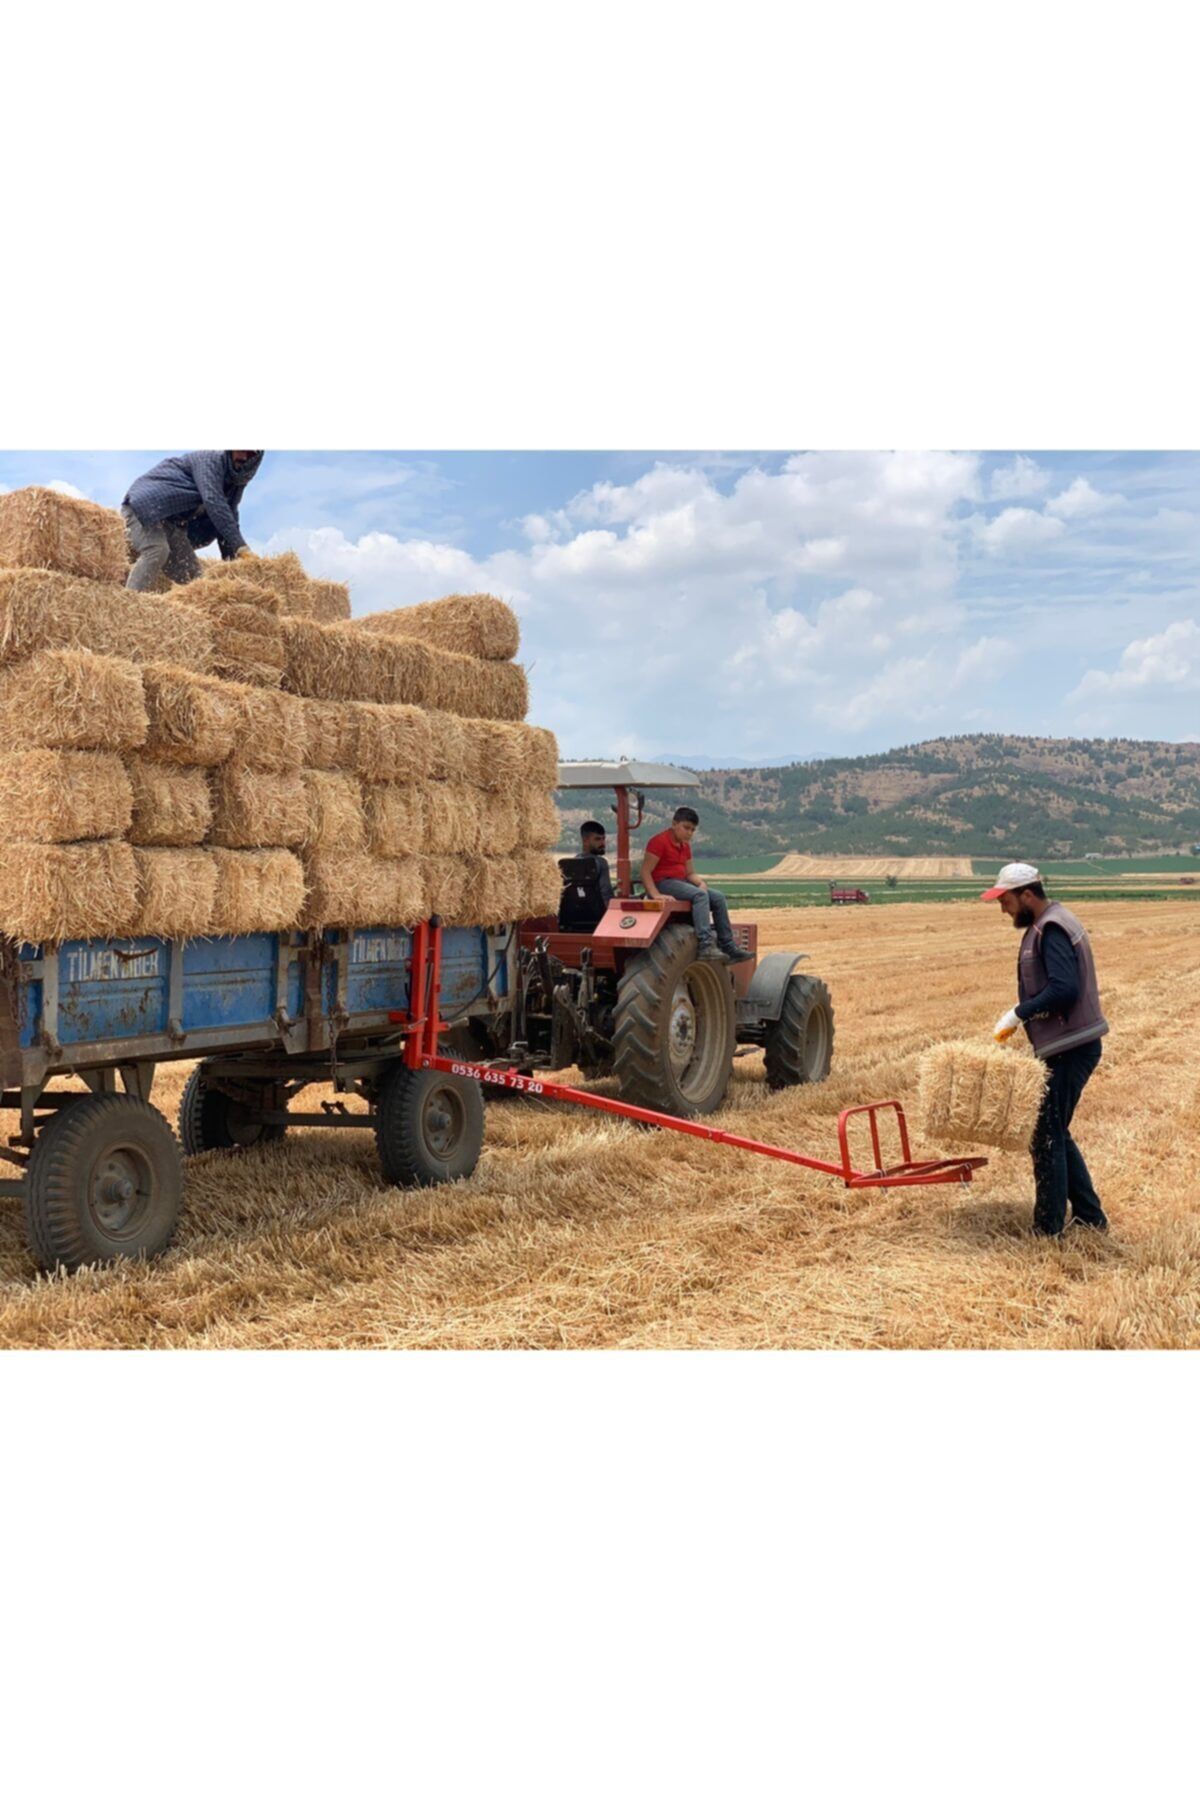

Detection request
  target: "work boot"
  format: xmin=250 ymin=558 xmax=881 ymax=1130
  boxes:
xmin=698 ymin=942 xmax=728 ymax=962
xmin=723 ymin=946 xmax=753 ymax=964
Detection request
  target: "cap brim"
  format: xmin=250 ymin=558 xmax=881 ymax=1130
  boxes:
xmin=979 ymin=885 xmax=1010 ymax=900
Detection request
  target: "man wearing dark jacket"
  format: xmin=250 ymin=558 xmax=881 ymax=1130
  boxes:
xmin=122 ymin=450 xmax=264 ymax=590
xmin=983 ymin=861 xmax=1110 ymax=1238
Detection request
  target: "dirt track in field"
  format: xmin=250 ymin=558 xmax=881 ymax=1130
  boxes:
xmin=763 ymin=855 xmax=976 ymax=879
xmin=1 ymin=899 xmax=1198 ymax=1349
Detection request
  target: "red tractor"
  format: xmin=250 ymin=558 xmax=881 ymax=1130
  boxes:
xmin=459 ymin=761 xmax=834 ymax=1118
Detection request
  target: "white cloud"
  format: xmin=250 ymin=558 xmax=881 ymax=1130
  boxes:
xmin=1045 ymin=476 xmax=1118 ymax=520
xmin=1071 ymin=618 xmax=1200 ymax=700
xmin=990 ymin=454 xmax=1049 ymax=500
xmin=45 ymin=478 xmax=89 ymax=500
xmin=976 ymin=506 xmax=1066 ymax=555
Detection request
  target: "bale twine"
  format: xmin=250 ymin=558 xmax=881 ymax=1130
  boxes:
xmin=918 ymin=1040 xmax=1049 ymax=1152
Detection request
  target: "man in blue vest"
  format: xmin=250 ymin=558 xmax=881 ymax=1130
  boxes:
xmin=983 ymin=861 xmax=1109 ymax=1238
xmin=121 ymin=450 xmax=264 ymax=590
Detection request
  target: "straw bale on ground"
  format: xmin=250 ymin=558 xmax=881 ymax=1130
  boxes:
xmin=0 ymin=649 xmax=148 ymax=753
xmin=301 ymin=853 xmax=426 ymax=929
xmin=215 ymin=552 xmax=350 ymax=623
xmin=0 ymin=487 xmax=129 ymax=584
xmin=355 ymin=593 xmax=519 ymax=661
xmin=210 ymin=848 xmax=306 ymax=935
xmin=141 ymin=664 xmax=242 ymax=765
xmin=351 ymin=701 xmax=434 ymax=783
xmin=0 ymin=568 xmax=213 ymax=673
xmin=124 ymin=757 xmax=212 ymax=845
xmin=210 ymin=766 xmax=307 ymax=849
xmin=132 ymin=848 xmax=216 ymax=938
xmin=918 ymin=1040 xmax=1049 ymax=1152
xmin=1 ymin=750 xmax=133 ymax=843
xmin=363 ymin=783 xmax=426 ymax=858
xmin=0 ymin=840 xmax=139 ymax=943
xmin=301 ymin=770 xmax=366 ymax=854
xmin=515 ymin=786 xmax=560 ymax=849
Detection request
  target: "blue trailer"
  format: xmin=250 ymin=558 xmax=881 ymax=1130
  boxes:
xmin=0 ymin=924 xmax=514 ymax=1270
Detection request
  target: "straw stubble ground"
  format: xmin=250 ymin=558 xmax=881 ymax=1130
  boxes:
xmin=0 ymin=899 xmax=1196 ymax=1349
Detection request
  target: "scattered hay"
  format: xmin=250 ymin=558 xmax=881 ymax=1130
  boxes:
xmin=0 ymin=649 xmax=148 ymax=753
xmin=302 ymin=852 xmax=426 ymax=929
xmin=132 ymin=848 xmax=216 ymax=938
xmin=0 ymin=568 xmax=214 ymax=672
xmin=0 ymin=750 xmax=133 ymax=843
xmin=355 ymin=593 xmax=519 ymax=661
xmin=426 ymin=650 xmax=529 ymax=723
xmin=210 ymin=766 xmax=308 ymax=849
xmin=363 ymin=783 xmax=426 ymax=858
xmin=0 ymin=840 xmax=139 ymax=943
xmin=351 ymin=701 xmax=434 ymax=783
xmin=218 ymin=552 xmax=350 ymax=623
xmin=210 ymin=848 xmax=306 ymax=934
xmin=141 ymin=663 xmax=243 ymax=766
xmin=515 ymin=785 xmax=560 ymax=849
xmin=124 ymin=756 xmax=212 ymax=846
xmin=0 ymin=487 xmax=129 ymax=584
xmin=918 ymin=1040 xmax=1049 ymax=1152
xmin=301 ymin=770 xmax=367 ymax=854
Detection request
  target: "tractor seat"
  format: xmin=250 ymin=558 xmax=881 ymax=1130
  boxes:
xmin=557 ymin=856 xmax=607 ymax=932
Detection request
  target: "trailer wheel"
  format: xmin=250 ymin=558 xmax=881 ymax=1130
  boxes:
xmin=178 ymin=1065 xmax=287 ymax=1155
xmin=24 ymin=1094 xmax=182 ymax=1272
xmin=374 ymin=1065 xmax=485 ymax=1188
xmin=613 ymin=924 xmax=736 ymax=1117
xmin=764 ymin=975 xmax=835 ymax=1090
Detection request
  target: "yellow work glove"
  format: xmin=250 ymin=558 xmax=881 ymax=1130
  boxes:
xmin=993 ymin=1007 xmax=1021 ymax=1042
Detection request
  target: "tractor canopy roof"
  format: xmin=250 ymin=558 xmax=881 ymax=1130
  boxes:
xmin=555 ymin=759 xmax=702 ymax=791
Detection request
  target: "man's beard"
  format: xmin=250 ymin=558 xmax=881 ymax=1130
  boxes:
xmin=1013 ymin=906 xmax=1035 ymax=929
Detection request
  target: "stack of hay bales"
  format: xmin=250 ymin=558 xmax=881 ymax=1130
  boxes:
xmin=918 ymin=1041 xmax=1049 ymax=1152
xmin=209 ymin=551 xmax=350 ymax=624
xmin=0 ymin=487 xmax=129 ymax=585
xmin=0 ymin=486 xmax=560 ymax=945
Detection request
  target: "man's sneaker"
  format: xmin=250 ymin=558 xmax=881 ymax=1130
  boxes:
xmin=723 ymin=946 xmax=754 ymax=965
xmin=1069 ymin=1215 xmax=1109 ymax=1234
xmin=698 ymin=942 xmax=728 ymax=962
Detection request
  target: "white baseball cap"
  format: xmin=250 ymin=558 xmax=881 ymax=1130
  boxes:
xmin=980 ymin=861 xmax=1041 ymax=901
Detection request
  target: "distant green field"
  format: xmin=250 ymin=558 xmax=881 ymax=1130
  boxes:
xmin=693 ymin=856 xmax=784 ymax=874
xmin=717 ymin=878 xmax=1200 ymax=910
xmin=971 ymin=855 xmax=1200 ymax=877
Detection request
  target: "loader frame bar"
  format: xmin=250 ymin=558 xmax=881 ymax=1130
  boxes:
xmin=400 ymin=921 xmax=985 ymax=1191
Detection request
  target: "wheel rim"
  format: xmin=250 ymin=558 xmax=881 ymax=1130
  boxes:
xmin=86 ymin=1144 xmax=154 ymax=1240
xmin=421 ymin=1084 xmax=466 ymax=1158
xmin=802 ymin=1002 xmax=830 ymax=1078
xmin=669 ymin=962 xmax=728 ymax=1103
xmin=226 ymin=1103 xmax=268 ymax=1147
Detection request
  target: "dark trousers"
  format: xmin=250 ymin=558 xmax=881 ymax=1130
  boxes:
xmin=1030 ymin=1038 xmax=1105 ymax=1235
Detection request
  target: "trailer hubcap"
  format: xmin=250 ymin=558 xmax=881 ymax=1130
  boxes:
xmin=422 ymin=1085 xmax=465 ymax=1157
xmin=668 ymin=989 xmax=698 ymax=1073
xmin=88 ymin=1147 xmax=153 ymax=1237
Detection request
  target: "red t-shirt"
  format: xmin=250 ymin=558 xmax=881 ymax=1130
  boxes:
xmin=644 ymin=829 xmax=692 ymax=885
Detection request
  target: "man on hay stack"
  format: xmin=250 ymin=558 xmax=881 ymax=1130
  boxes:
xmin=983 ymin=861 xmax=1110 ymax=1239
xmin=121 ymin=450 xmax=264 ymax=591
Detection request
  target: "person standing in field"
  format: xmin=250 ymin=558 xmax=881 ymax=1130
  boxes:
xmin=122 ymin=450 xmax=264 ymax=590
xmin=641 ymin=806 xmax=752 ymax=964
xmin=983 ymin=861 xmax=1110 ymax=1237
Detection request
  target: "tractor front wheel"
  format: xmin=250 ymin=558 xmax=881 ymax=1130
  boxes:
xmin=612 ymin=924 xmax=736 ymax=1118
xmin=764 ymin=975 xmax=835 ymax=1090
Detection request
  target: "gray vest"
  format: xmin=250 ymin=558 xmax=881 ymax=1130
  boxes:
xmin=1017 ymin=901 xmax=1108 ymax=1060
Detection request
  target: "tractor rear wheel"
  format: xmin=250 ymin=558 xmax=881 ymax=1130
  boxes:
xmin=612 ymin=924 xmax=736 ymax=1118
xmin=764 ymin=975 xmax=835 ymax=1090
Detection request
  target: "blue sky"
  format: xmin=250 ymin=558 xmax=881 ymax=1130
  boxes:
xmin=2 ymin=449 xmax=1197 ymax=762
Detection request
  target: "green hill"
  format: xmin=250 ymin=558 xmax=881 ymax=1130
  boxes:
xmin=554 ymin=734 xmax=1200 ymax=860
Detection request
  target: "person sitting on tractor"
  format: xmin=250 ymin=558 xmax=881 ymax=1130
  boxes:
xmin=640 ymin=807 xmax=752 ymax=964
xmin=580 ymin=820 xmax=614 ymax=908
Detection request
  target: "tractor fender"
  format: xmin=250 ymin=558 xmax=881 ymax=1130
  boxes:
xmin=735 ymin=951 xmax=809 ymax=1028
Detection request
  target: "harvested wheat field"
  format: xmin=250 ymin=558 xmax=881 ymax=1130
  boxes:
xmin=0 ymin=898 xmax=1197 ymax=1349
xmin=765 ymin=854 xmax=976 ymax=879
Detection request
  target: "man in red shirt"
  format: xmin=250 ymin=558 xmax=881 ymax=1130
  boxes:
xmin=640 ymin=807 xmax=752 ymax=963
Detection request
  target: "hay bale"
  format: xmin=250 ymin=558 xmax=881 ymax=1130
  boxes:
xmin=194 ymin=568 xmax=281 ymax=616
xmin=231 ymin=684 xmax=307 ymax=772
xmin=355 ymin=593 xmax=519 ymax=661
xmin=0 ymin=649 xmax=147 ymax=753
xmin=0 ymin=750 xmax=133 ymax=843
xmin=425 ymin=784 xmax=481 ymax=855
xmin=426 ymin=710 xmax=480 ymax=784
xmin=210 ymin=848 xmax=306 ymax=934
xmin=302 ymin=852 xmax=426 ymax=929
xmin=281 ymin=616 xmax=433 ymax=706
xmin=0 ymin=840 xmax=138 ymax=943
xmin=425 ymin=650 xmax=529 ymax=723
xmin=141 ymin=663 xmax=242 ymax=766
xmin=217 ymin=552 xmax=350 ymax=623
xmin=186 ymin=573 xmax=285 ymax=687
xmin=301 ymin=770 xmax=366 ymax=854
xmin=476 ymin=855 xmax=524 ymax=924
xmin=918 ymin=1040 xmax=1049 ymax=1153
xmin=477 ymin=791 xmax=519 ymax=856
xmin=513 ymin=849 xmax=565 ymax=918
xmin=132 ymin=848 xmax=216 ymax=938
xmin=422 ymin=854 xmax=471 ymax=923
xmin=515 ymin=786 xmax=560 ymax=849
xmin=466 ymin=719 xmax=527 ymax=793
xmin=0 ymin=487 xmax=128 ymax=584
xmin=301 ymin=697 xmax=363 ymax=772
xmin=124 ymin=756 xmax=212 ymax=845
xmin=525 ymin=725 xmax=560 ymax=792
xmin=0 ymin=568 xmax=214 ymax=673
xmin=210 ymin=766 xmax=308 ymax=849
xmin=363 ymin=783 xmax=426 ymax=858
xmin=351 ymin=701 xmax=434 ymax=783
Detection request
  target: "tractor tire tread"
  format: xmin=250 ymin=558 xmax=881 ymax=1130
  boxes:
xmin=24 ymin=1094 xmax=181 ymax=1273
xmin=764 ymin=975 xmax=835 ymax=1090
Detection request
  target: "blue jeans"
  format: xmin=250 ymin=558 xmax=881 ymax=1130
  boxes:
xmin=655 ymin=878 xmax=735 ymax=951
